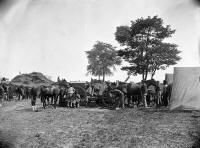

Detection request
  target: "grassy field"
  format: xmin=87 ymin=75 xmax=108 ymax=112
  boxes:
xmin=0 ymin=99 xmax=200 ymax=148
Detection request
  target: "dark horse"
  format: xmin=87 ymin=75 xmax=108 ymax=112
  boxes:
xmin=40 ymin=85 xmax=60 ymax=108
xmin=115 ymin=79 xmax=160 ymax=108
xmin=15 ymin=85 xmax=26 ymax=100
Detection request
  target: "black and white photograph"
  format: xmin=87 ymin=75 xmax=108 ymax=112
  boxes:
xmin=0 ymin=0 xmax=200 ymax=147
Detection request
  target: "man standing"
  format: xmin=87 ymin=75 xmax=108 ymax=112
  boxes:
xmin=67 ymin=84 xmax=75 ymax=107
xmin=141 ymin=80 xmax=148 ymax=108
xmin=0 ymin=84 xmax=4 ymax=107
xmin=162 ymin=80 xmax=168 ymax=107
xmin=155 ymin=81 xmax=162 ymax=107
xmin=31 ymin=87 xmax=39 ymax=112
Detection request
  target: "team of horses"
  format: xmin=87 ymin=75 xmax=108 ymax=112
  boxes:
xmin=0 ymin=79 xmax=173 ymax=110
xmin=0 ymin=83 xmax=81 ymax=109
xmin=86 ymin=79 xmax=172 ymax=109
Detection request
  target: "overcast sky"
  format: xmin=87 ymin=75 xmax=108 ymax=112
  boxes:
xmin=0 ymin=0 xmax=199 ymax=82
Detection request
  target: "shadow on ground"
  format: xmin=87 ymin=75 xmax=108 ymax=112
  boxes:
xmin=0 ymin=132 xmax=15 ymax=148
xmin=16 ymin=107 xmax=44 ymax=112
xmin=141 ymin=108 xmax=193 ymax=113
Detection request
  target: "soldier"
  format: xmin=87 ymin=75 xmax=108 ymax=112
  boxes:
xmin=155 ymin=81 xmax=162 ymax=107
xmin=74 ymin=91 xmax=81 ymax=108
xmin=31 ymin=87 xmax=39 ymax=112
xmin=141 ymin=80 xmax=148 ymax=108
xmin=85 ymin=83 xmax=94 ymax=107
xmin=162 ymin=80 xmax=168 ymax=107
xmin=67 ymin=84 xmax=75 ymax=107
xmin=0 ymin=84 xmax=4 ymax=107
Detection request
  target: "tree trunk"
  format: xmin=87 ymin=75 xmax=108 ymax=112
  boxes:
xmin=102 ymin=68 xmax=105 ymax=82
xmin=151 ymin=74 xmax=154 ymax=79
xmin=142 ymin=73 xmax=144 ymax=81
xmin=124 ymin=75 xmax=130 ymax=83
xmin=142 ymin=69 xmax=145 ymax=80
xmin=144 ymin=69 xmax=148 ymax=81
xmin=151 ymin=71 xmax=155 ymax=79
xmin=98 ymin=75 xmax=100 ymax=80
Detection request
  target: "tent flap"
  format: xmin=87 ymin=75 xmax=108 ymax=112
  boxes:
xmin=170 ymin=67 xmax=200 ymax=110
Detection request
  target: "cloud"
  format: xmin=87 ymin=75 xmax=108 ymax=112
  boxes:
xmin=0 ymin=0 xmax=199 ymax=82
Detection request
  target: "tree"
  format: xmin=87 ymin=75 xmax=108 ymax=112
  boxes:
xmin=115 ymin=16 xmax=181 ymax=80
xmin=86 ymin=41 xmax=122 ymax=81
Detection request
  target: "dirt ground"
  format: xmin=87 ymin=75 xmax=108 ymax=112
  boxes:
xmin=0 ymin=99 xmax=200 ymax=148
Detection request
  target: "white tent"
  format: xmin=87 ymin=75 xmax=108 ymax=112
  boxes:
xmin=165 ymin=73 xmax=173 ymax=84
xmin=170 ymin=67 xmax=200 ymax=110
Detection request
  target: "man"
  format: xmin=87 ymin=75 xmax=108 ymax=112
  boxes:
xmin=162 ymin=80 xmax=168 ymax=107
xmin=141 ymin=80 xmax=148 ymax=108
xmin=0 ymin=84 xmax=4 ymax=107
xmin=67 ymin=84 xmax=75 ymax=107
xmin=155 ymin=81 xmax=162 ymax=107
xmin=86 ymin=83 xmax=94 ymax=96
xmin=31 ymin=87 xmax=39 ymax=112
xmin=85 ymin=83 xmax=94 ymax=107
xmin=109 ymin=88 xmax=125 ymax=110
xmin=74 ymin=91 xmax=81 ymax=108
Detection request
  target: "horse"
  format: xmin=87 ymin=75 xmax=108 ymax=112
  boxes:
xmin=40 ymin=85 xmax=60 ymax=109
xmin=15 ymin=85 xmax=26 ymax=100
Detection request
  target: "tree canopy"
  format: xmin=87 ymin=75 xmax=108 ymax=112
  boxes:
xmin=115 ymin=16 xmax=181 ymax=80
xmin=86 ymin=41 xmax=122 ymax=81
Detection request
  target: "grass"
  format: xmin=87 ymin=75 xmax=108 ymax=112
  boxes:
xmin=0 ymin=99 xmax=200 ymax=148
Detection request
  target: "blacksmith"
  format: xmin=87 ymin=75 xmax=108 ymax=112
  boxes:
xmin=109 ymin=88 xmax=125 ymax=110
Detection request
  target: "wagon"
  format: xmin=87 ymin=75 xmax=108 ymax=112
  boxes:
xmin=71 ymin=82 xmax=108 ymax=107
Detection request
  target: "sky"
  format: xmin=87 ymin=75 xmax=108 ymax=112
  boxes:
xmin=0 ymin=0 xmax=199 ymax=82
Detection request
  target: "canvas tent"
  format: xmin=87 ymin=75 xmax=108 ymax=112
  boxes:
xmin=170 ymin=67 xmax=200 ymax=110
xmin=165 ymin=73 xmax=173 ymax=84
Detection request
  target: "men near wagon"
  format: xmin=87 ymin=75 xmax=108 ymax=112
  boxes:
xmin=141 ymin=80 xmax=148 ymax=108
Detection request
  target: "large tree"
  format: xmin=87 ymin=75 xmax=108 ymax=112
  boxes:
xmin=86 ymin=41 xmax=121 ymax=81
xmin=115 ymin=16 xmax=181 ymax=80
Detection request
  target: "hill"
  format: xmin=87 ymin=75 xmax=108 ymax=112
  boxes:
xmin=11 ymin=72 xmax=54 ymax=86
